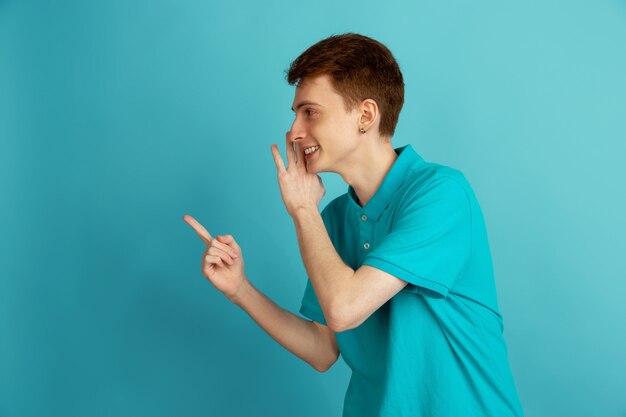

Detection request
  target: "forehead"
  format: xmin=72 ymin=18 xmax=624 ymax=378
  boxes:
xmin=292 ymin=74 xmax=341 ymax=109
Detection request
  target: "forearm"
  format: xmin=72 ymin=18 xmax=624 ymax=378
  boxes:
xmin=292 ymin=207 xmax=355 ymax=329
xmin=230 ymin=277 xmax=336 ymax=372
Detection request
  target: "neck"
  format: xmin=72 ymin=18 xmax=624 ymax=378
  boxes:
xmin=339 ymin=140 xmax=398 ymax=207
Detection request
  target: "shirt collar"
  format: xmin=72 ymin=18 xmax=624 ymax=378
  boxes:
xmin=347 ymin=143 xmax=424 ymax=223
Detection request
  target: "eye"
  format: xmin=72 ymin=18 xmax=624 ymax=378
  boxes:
xmin=305 ymin=108 xmax=315 ymax=116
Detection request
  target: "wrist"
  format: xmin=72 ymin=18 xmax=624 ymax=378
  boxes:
xmin=228 ymin=278 xmax=252 ymax=306
xmin=293 ymin=205 xmax=319 ymax=224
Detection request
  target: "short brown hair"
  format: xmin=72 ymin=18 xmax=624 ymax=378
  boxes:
xmin=285 ymin=33 xmax=404 ymax=140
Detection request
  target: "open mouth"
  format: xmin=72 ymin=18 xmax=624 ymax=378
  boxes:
xmin=304 ymin=145 xmax=320 ymax=160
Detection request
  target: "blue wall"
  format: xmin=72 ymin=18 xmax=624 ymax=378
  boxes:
xmin=1 ymin=1 xmax=625 ymax=416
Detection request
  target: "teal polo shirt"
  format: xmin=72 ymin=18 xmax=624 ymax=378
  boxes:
xmin=299 ymin=144 xmax=524 ymax=417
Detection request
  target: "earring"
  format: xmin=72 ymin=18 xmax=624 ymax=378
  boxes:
xmin=359 ymin=127 xmax=366 ymax=134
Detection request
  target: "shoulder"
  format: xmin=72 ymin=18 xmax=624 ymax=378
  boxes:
xmin=401 ymin=162 xmax=474 ymax=210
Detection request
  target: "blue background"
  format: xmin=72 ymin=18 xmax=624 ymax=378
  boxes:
xmin=1 ymin=1 xmax=625 ymax=416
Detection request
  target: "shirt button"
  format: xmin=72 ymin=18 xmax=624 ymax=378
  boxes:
xmin=361 ymin=214 xmax=367 ymax=221
xmin=363 ymin=242 xmax=370 ymax=250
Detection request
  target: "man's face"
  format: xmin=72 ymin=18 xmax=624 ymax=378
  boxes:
xmin=289 ymin=74 xmax=362 ymax=174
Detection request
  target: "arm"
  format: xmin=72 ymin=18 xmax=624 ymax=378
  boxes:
xmin=231 ymin=276 xmax=340 ymax=372
xmin=292 ymin=207 xmax=357 ymax=332
xmin=269 ymin=141 xmax=355 ymax=332
xmin=181 ymin=215 xmax=339 ymax=372
xmin=293 ymin=208 xmax=408 ymax=332
xmin=269 ymin=141 xmax=406 ymax=332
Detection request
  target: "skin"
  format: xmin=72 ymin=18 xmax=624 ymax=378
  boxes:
xmin=184 ymin=73 xmax=399 ymax=300
xmin=280 ymin=74 xmax=399 ymax=209
xmin=182 ymin=215 xmax=245 ymax=301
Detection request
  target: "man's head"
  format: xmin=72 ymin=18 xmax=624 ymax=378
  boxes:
xmin=285 ymin=33 xmax=404 ymax=175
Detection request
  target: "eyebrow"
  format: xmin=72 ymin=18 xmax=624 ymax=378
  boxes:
xmin=291 ymin=100 xmax=322 ymax=112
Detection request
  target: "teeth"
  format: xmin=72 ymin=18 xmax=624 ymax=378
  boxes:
xmin=304 ymin=145 xmax=320 ymax=154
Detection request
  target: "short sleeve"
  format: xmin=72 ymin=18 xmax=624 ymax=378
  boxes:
xmin=361 ymin=176 xmax=472 ymax=298
xmin=299 ymin=278 xmax=328 ymax=325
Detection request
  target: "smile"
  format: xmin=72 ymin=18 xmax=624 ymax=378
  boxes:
xmin=304 ymin=146 xmax=320 ymax=160
xmin=304 ymin=145 xmax=320 ymax=154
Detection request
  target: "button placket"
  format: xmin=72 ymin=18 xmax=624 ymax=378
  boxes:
xmin=359 ymin=212 xmax=372 ymax=252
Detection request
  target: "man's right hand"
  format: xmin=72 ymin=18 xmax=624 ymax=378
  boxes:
xmin=183 ymin=214 xmax=247 ymax=301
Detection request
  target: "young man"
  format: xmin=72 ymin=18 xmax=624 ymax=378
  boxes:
xmin=184 ymin=33 xmax=524 ymax=417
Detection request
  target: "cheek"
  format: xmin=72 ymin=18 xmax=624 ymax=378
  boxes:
xmin=321 ymin=117 xmax=352 ymax=139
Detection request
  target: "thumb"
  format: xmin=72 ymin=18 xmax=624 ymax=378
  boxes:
xmin=217 ymin=234 xmax=241 ymax=254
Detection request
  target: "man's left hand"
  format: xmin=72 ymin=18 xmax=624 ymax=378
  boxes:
xmin=270 ymin=132 xmax=326 ymax=218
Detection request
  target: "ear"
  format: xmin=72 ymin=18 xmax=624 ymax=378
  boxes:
xmin=358 ymin=98 xmax=379 ymax=133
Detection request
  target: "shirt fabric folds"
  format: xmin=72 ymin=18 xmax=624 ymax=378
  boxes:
xmin=299 ymin=143 xmax=524 ymax=417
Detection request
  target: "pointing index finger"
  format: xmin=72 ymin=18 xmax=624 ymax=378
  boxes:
xmin=183 ymin=214 xmax=213 ymax=245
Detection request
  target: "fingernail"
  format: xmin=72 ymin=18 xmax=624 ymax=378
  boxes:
xmin=231 ymin=252 xmax=238 ymax=258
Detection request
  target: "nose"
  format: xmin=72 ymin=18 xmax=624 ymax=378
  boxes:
xmin=287 ymin=118 xmax=305 ymax=144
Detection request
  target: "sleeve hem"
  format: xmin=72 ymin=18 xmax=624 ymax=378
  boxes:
xmin=361 ymin=257 xmax=450 ymax=298
xmin=299 ymin=304 xmax=327 ymax=326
